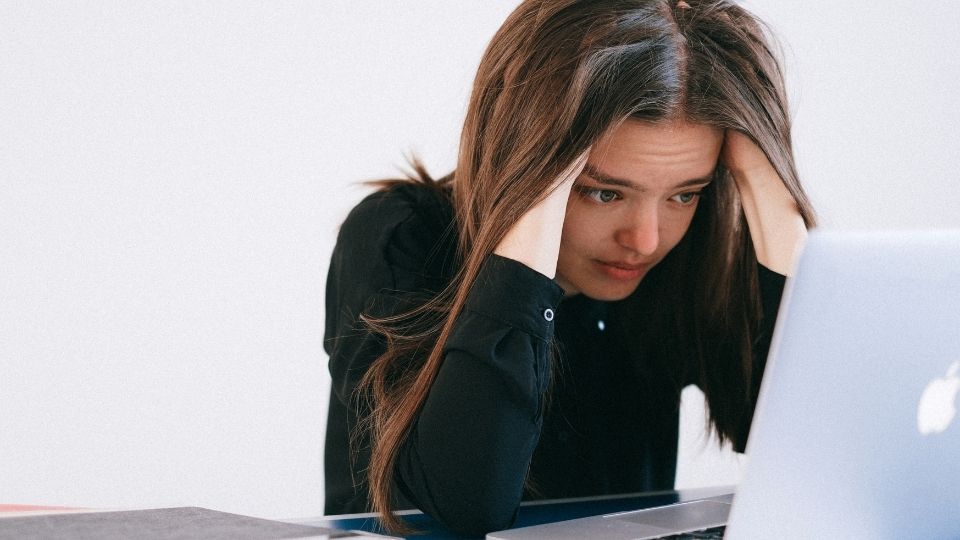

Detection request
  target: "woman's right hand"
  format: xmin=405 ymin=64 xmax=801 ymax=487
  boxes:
xmin=493 ymin=151 xmax=589 ymax=279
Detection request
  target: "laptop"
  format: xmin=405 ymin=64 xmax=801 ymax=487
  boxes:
xmin=488 ymin=230 xmax=960 ymax=539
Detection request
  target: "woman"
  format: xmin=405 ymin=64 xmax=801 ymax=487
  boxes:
xmin=324 ymin=0 xmax=816 ymax=535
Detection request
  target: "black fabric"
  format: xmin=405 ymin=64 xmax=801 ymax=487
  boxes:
xmin=323 ymin=183 xmax=786 ymax=535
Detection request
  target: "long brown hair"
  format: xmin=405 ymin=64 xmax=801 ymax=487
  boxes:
xmin=355 ymin=0 xmax=816 ymax=532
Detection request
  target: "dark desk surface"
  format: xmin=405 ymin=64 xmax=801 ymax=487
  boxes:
xmin=294 ymin=485 xmax=734 ymax=539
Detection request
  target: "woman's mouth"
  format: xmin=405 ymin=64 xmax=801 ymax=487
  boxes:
xmin=594 ymin=260 xmax=648 ymax=280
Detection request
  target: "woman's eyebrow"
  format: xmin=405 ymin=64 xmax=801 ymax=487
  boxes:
xmin=582 ymin=163 xmax=713 ymax=192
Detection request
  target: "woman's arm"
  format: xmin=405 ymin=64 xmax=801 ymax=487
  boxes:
xmin=396 ymin=255 xmax=561 ymax=535
xmin=722 ymin=131 xmax=808 ymax=276
xmin=401 ymin=152 xmax=588 ymax=532
xmin=325 ymin=186 xmax=562 ymax=535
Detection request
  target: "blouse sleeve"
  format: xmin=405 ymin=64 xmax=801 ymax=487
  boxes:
xmin=395 ymin=255 xmax=562 ymax=535
xmin=736 ymin=263 xmax=788 ymax=452
xmin=324 ymin=187 xmax=563 ymax=536
xmin=753 ymin=264 xmax=788 ymax=388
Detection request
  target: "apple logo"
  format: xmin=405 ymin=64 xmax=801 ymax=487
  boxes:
xmin=917 ymin=361 xmax=960 ymax=435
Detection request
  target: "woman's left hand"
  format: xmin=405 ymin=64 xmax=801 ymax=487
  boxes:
xmin=721 ymin=130 xmax=808 ymax=276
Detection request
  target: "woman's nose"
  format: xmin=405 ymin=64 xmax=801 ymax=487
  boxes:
xmin=615 ymin=210 xmax=660 ymax=256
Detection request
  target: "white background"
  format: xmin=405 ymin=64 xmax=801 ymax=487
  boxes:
xmin=2 ymin=1 xmax=958 ymax=519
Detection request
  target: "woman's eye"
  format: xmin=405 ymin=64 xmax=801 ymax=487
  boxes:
xmin=670 ymin=192 xmax=699 ymax=205
xmin=580 ymin=188 xmax=620 ymax=204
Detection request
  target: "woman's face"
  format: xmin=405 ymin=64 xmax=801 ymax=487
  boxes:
xmin=556 ymin=119 xmax=723 ymax=300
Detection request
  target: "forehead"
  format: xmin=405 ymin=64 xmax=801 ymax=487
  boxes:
xmin=588 ymin=119 xmax=723 ymax=182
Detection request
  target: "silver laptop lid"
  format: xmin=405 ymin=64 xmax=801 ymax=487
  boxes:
xmin=727 ymin=230 xmax=960 ymax=539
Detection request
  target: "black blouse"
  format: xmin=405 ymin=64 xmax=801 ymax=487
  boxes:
xmin=323 ymin=182 xmax=786 ymax=536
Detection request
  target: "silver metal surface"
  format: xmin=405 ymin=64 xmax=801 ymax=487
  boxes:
xmin=727 ymin=230 xmax=960 ymax=539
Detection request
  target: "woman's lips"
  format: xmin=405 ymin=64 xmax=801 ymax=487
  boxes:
xmin=594 ymin=260 xmax=648 ymax=280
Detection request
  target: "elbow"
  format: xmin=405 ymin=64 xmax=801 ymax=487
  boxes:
xmin=397 ymin=466 xmax=522 ymax=536
xmin=434 ymin=499 xmax=519 ymax=537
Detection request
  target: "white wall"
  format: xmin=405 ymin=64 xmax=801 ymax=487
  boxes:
xmin=2 ymin=1 xmax=958 ymax=519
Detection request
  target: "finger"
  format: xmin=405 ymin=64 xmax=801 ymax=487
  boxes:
xmin=556 ymin=149 xmax=590 ymax=186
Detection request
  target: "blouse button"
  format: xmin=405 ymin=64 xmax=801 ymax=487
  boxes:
xmin=543 ymin=308 xmax=555 ymax=322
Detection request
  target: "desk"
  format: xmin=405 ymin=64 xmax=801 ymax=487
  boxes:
xmin=293 ymin=485 xmax=734 ymax=539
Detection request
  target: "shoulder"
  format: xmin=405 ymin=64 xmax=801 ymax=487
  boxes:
xmin=342 ymin=182 xmax=452 ymax=239
xmin=335 ymin=182 xmax=458 ymax=288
